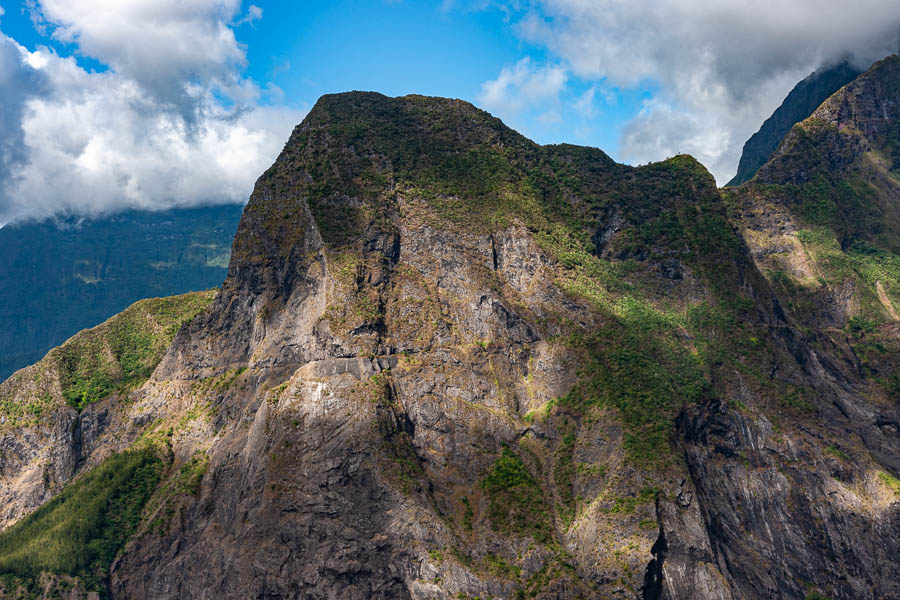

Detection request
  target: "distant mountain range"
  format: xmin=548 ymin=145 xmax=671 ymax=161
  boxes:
xmin=0 ymin=205 xmax=242 ymax=380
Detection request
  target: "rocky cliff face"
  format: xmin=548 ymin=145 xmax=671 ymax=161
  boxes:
xmin=0 ymin=292 xmax=214 ymax=534
xmin=0 ymin=83 xmax=898 ymax=600
xmin=726 ymin=55 xmax=900 ymax=397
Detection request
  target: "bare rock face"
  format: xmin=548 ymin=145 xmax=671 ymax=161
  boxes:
xmin=1 ymin=88 xmax=898 ymax=600
xmin=716 ymin=56 xmax=900 ymax=599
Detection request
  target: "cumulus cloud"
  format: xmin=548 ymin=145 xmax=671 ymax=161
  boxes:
xmin=500 ymin=0 xmax=900 ymax=182
xmin=0 ymin=1 xmax=305 ymax=224
xmin=32 ymin=0 xmax=250 ymax=113
xmin=477 ymin=57 xmax=567 ymax=126
xmin=0 ymin=32 xmax=46 ymax=194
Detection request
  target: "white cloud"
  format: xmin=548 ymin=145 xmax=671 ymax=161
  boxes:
xmin=0 ymin=33 xmax=46 ymax=195
xmin=0 ymin=1 xmax=306 ymax=224
xmin=477 ymin=57 xmax=567 ymax=120
xmin=234 ymin=4 xmax=262 ymax=27
xmin=572 ymin=86 xmax=597 ymax=118
xmin=33 ymin=0 xmax=247 ymax=111
xmin=504 ymin=0 xmax=900 ymax=182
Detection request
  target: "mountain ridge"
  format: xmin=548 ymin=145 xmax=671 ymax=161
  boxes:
xmin=0 ymin=205 xmax=242 ymax=381
xmin=727 ymin=59 xmax=862 ymax=186
xmin=0 ymin=74 xmax=898 ymax=600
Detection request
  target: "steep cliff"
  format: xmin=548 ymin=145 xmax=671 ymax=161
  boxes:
xmin=0 ymin=292 xmax=215 ymax=536
xmin=0 ymin=87 xmax=897 ymax=600
xmin=726 ymin=60 xmax=862 ymax=187
xmin=726 ymin=55 xmax=900 ymax=398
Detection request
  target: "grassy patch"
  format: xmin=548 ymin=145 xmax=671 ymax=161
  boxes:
xmin=878 ymin=471 xmax=900 ymax=496
xmin=192 ymin=366 xmax=248 ymax=395
xmin=461 ymin=495 xmax=474 ymax=531
xmin=777 ymin=384 xmax=814 ymax=414
xmin=607 ymin=487 xmax=658 ymax=514
xmin=795 ymin=225 xmax=900 ymax=324
xmin=481 ymin=447 xmax=553 ymax=543
xmin=553 ymin=430 xmax=577 ymax=526
xmin=560 ymin=302 xmax=710 ymax=465
xmin=824 ymin=445 xmax=849 ymax=462
xmin=146 ymin=452 xmax=210 ymax=534
xmin=55 ymin=292 xmax=214 ymax=410
xmin=484 ymin=552 xmax=521 ymax=579
xmin=847 ymin=316 xmax=876 ymax=334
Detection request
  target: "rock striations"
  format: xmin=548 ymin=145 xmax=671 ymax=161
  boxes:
xmin=0 ymin=61 xmax=899 ymax=600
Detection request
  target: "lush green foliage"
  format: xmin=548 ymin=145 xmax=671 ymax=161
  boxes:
xmin=56 ymin=291 xmax=215 ymax=409
xmin=559 ymin=299 xmax=710 ymax=465
xmin=0 ymin=449 xmax=164 ymax=592
xmin=481 ymin=447 xmax=552 ymax=543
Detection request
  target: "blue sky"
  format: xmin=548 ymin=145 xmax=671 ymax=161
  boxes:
xmin=234 ymin=1 xmax=652 ymax=157
xmin=1 ymin=0 xmax=899 ymax=223
xmin=0 ymin=0 xmax=649 ymax=158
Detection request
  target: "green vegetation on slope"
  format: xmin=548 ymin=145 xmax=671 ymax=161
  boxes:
xmin=267 ymin=94 xmax=768 ymax=472
xmin=724 ymin=58 xmax=900 ymax=335
xmin=56 ymin=291 xmax=216 ymax=410
xmin=879 ymin=471 xmax=900 ymax=495
xmin=145 ymin=451 xmax=210 ymax=533
xmin=0 ymin=449 xmax=164 ymax=594
xmin=0 ymin=291 xmax=215 ymax=431
xmin=481 ymin=446 xmax=553 ymax=543
xmin=537 ymin=156 xmax=757 ymax=465
xmin=560 ymin=302 xmax=710 ymax=465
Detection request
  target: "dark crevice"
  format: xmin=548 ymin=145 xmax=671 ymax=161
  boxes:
xmin=642 ymin=501 xmax=667 ymax=600
xmin=490 ymin=233 xmax=500 ymax=270
xmin=70 ymin=414 xmax=84 ymax=471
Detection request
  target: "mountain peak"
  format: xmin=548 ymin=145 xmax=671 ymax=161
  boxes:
xmin=727 ymin=59 xmax=862 ymax=186
xmin=292 ymin=91 xmax=535 ymax=157
xmin=812 ymin=53 xmax=900 ymax=140
xmin=2 ymin=81 xmax=899 ymax=600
